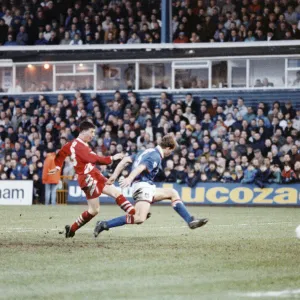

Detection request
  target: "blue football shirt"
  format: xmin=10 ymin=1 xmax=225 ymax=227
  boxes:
xmin=131 ymin=147 xmax=163 ymax=185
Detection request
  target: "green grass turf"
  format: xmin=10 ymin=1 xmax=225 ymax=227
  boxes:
xmin=0 ymin=205 xmax=300 ymax=300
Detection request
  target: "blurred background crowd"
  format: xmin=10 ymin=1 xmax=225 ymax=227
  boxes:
xmin=1 ymin=0 xmax=300 ymax=46
xmin=0 ymin=91 xmax=300 ymax=204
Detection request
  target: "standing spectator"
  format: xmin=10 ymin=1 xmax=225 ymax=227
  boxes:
xmin=33 ymin=173 xmax=44 ymax=204
xmin=0 ymin=18 xmax=8 ymax=45
xmin=42 ymin=150 xmax=61 ymax=205
xmin=26 ymin=18 xmax=38 ymax=45
xmin=3 ymin=9 xmax=12 ymax=26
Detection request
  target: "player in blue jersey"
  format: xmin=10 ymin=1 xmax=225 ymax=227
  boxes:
xmin=94 ymin=135 xmax=208 ymax=237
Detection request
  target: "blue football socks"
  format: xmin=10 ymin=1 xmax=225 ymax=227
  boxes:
xmin=106 ymin=215 xmax=127 ymax=228
xmin=172 ymin=201 xmax=193 ymax=223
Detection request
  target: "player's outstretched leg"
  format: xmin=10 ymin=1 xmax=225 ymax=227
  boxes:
xmin=94 ymin=201 xmax=150 ymax=237
xmin=103 ymin=185 xmax=135 ymax=215
xmin=154 ymin=188 xmax=208 ymax=229
xmin=65 ymin=198 xmax=100 ymax=238
xmin=172 ymin=199 xmax=208 ymax=229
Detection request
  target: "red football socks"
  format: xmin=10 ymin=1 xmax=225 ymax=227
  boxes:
xmin=115 ymin=195 xmax=135 ymax=215
xmin=70 ymin=210 xmax=94 ymax=233
xmin=126 ymin=214 xmax=135 ymax=224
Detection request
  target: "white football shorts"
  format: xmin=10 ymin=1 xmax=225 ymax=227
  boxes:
xmin=131 ymin=182 xmax=156 ymax=203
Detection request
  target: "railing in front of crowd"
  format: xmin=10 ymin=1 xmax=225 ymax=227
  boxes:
xmin=56 ymin=175 xmax=73 ymax=205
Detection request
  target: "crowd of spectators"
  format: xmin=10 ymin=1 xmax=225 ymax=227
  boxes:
xmin=1 ymin=0 xmax=300 ymax=46
xmin=173 ymin=0 xmax=300 ymax=43
xmin=0 ymin=91 xmax=300 ymax=203
xmin=0 ymin=0 xmax=161 ymax=46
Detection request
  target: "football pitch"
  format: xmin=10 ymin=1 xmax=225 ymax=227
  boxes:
xmin=0 ymin=205 xmax=300 ymax=300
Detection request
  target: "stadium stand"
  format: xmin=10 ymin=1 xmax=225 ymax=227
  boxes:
xmin=0 ymin=0 xmax=162 ymax=46
xmin=1 ymin=0 xmax=300 ymax=46
xmin=0 ymin=91 xmax=299 ymax=203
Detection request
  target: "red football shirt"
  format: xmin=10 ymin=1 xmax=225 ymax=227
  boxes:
xmin=54 ymin=137 xmax=112 ymax=175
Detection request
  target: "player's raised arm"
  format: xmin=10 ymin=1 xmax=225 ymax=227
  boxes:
xmin=119 ymin=164 xmax=147 ymax=188
xmin=74 ymin=146 xmax=124 ymax=166
xmin=48 ymin=142 xmax=71 ymax=174
xmin=98 ymin=153 xmax=125 ymax=165
xmin=107 ymin=156 xmax=133 ymax=185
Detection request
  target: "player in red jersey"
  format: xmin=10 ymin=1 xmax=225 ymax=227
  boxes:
xmin=48 ymin=121 xmax=135 ymax=238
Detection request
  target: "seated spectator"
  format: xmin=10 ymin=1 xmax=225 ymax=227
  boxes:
xmin=127 ymin=32 xmax=141 ymax=44
xmin=190 ymin=32 xmax=201 ymax=43
xmin=285 ymin=5 xmax=297 ymax=25
xmin=164 ymin=167 xmax=176 ymax=182
xmin=185 ymin=169 xmax=199 ymax=187
xmin=262 ymin=78 xmax=274 ymax=87
xmin=174 ymin=32 xmax=189 ymax=43
xmin=4 ymin=34 xmax=17 ymax=45
xmin=215 ymin=31 xmax=227 ymax=42
xmin=47 ymin=31 xmax=59 ymax=45
xmin=291 ymin=23 xmax=300 ymax=39
xmin=35 ymin=32 xmax=47 ymax=45
xmin=105 ymin=32 xmax=117 ymax=44
xmin=228 ymin=29 xmax=241 ymax=42
xmin=268 ymin=164 xmax=282 ymax=183
xmin=69 ymin=33 xmax=83 ymax=45
xmin=254 ymin=79 xmax=264 ymax=87
xmin=266 ymin=31 xmax=275 ymax=41
xmin=281 ymin=165 xmax=297 ymax=183
xmin=254 ymin=164 xmax=271 ymax=188
xmin=118 ymin=30 xmax=127 ymax=44
xmin=221 ymin=170 xmax=234 ymax=183
xmin=43 ymin=24 xmax=52 ymax=41
xmin=59 ymin=31 xmax=71 ymax=45
xmin=69 ymin=24 xmax=81 ymax=40
xmin=255 ymin=29 xmax=266 ymax=41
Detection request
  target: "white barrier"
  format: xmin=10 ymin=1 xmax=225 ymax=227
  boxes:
xmin=0 ymin=180 xmax=33 ymax=205
xmin=0 ymin=40 xmax=300 ymax=52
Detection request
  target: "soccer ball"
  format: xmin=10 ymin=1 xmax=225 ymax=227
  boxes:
xmin=295 ymin=225 xmax=300 ymax=239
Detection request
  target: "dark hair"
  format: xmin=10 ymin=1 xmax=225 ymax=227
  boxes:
xmin=79 ymin=120 xmax=96 ymax=132
xmin=160 ymin=135 xmax=176 ymax=150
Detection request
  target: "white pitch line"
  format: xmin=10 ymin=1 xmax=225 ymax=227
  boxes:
xmin=0 ymin=222 xmax=295 ymax=233
xmin=235 ymin=289 xmax=300 ymax=298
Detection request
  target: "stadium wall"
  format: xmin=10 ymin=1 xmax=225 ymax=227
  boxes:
xmin=0 ymin=180 xmax=299 ymax=207
xmin=68 ymin=181 xmax=300 ymax=207
xmin=7 ymin=90 xmax=300 ymax=109
xmin=0 ymin=180 xmax=33 ymax=205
